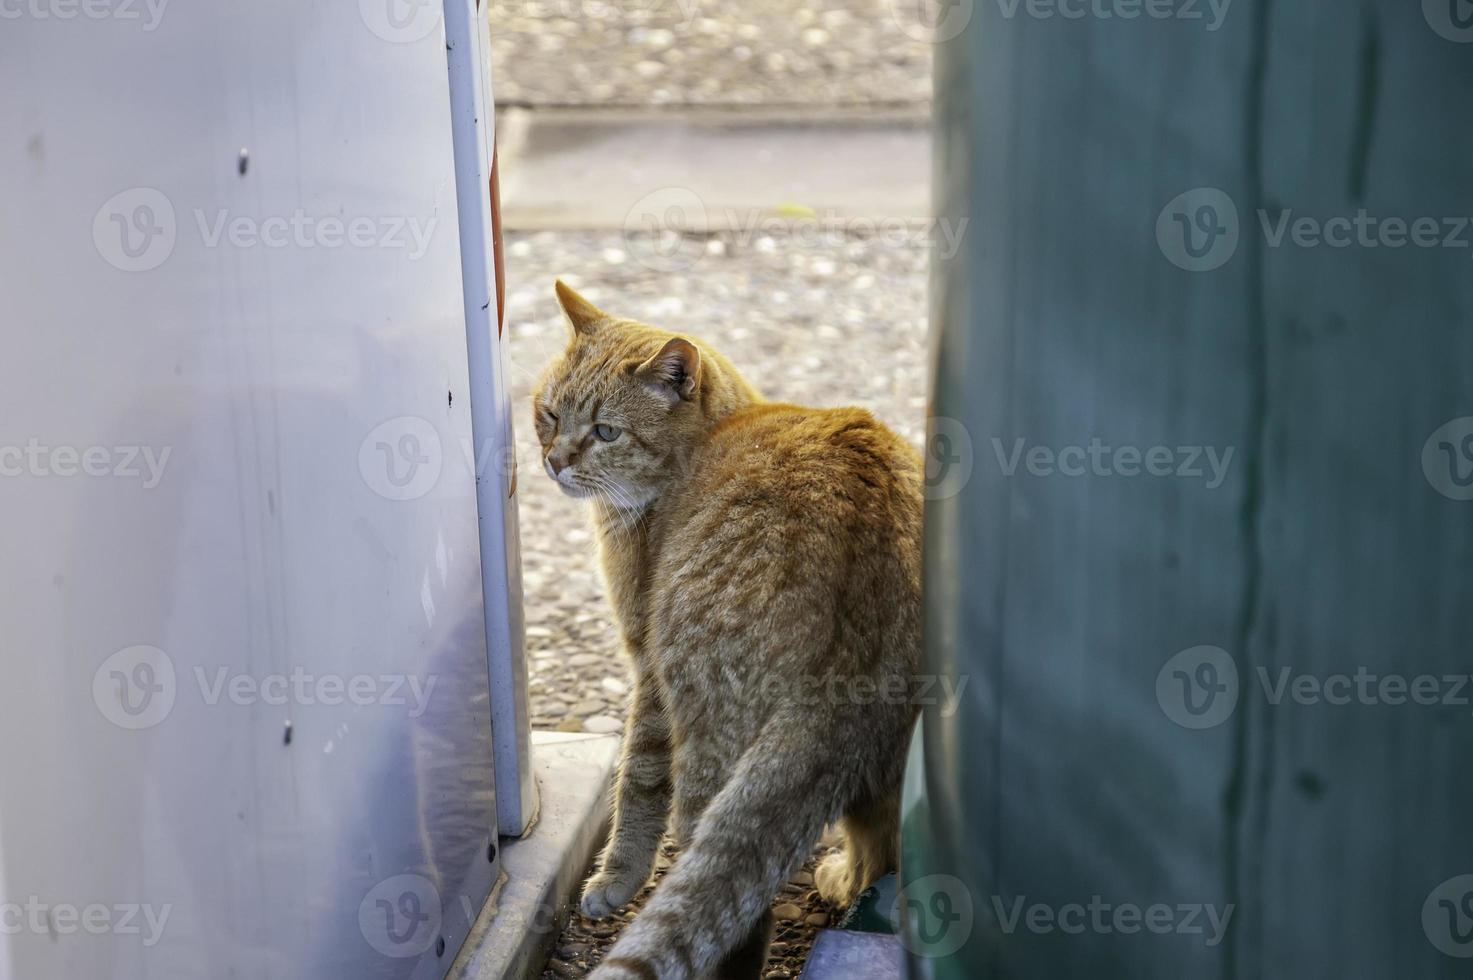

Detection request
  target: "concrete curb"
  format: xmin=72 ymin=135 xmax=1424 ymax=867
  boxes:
xmin=498 ymin=107 xmax=932 ymax=231
xmin=449 ymin=731 xmax=618 ymax=980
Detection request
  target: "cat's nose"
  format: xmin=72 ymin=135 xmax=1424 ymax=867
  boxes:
xmin=545 ymin=448 xmax=577 ymax=476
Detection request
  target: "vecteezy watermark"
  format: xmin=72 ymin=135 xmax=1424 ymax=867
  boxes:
xmin=359 ymin=416 xmax=444 ymax=501
xmin=888 ymin=0 xmax=975 ymax=43
xmin=92 ymin=187 xmax=439 ymax=272
xmin=92 ymin=646 xmax=439 ymax=730
xmin=93 ymin=187 xmax=176 ymax=273
xmin=1424 ymin=875 xmax=1473 ymax=958
xmin=993 ymin=0 xmax=1231 ymax=31
xmin=892 ymin=875 xmax=974 ymax=958
xmin=1422 ymin=417 xmax=1473 ymax=501
xmin=0 ymin=0 xmax=169 ymax=30
xmin=991 ymin=438 xmax=1235 ymax=489
xmin=487 ymin=0 xmax=703 ymax=28
xmin=1160 ymin=187 xmax=1473 ymax=272
xmin=359 ymin=874 xmax=442 ymax=958
xmin=1259 ymin=209 xmax=1473 ymax=254
xmin=1157 ymin=187 xmax=1240 ymax=272
xmin=992 ymin=895 xmax=1234 ymax=946
xmin=358 ymin=0 xmax=441 ymax=43
xmin=93 ymin=646 xmax=177 ymax=730
xmin=1157 ymin=646 xmax=1239 ymax=729
xmin=1424 ymin=0 xmax=1473 ymax=42
xmin=925 ymin=417 xmax=975 ymax=501
xmin=0 ymin=440 xmax=171 ymax=488
xmin=620 ymin=187 xmax=969 ymax=273
xmin=759 ymin=673 xmax=972 ymax=718
xmin=0 ymin=897 xmax=172 ymax=947
xmin=1158 ymin=646 xmax=1473 ymax=730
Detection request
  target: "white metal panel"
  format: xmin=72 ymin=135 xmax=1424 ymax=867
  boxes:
xmin=0 ymin=4 xmax=498 ymax=977
xmin=444 ymin=0 xmax=537 ymax=836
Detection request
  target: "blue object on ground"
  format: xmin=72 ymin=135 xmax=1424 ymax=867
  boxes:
xmin=797 ymin=929 xmax=903 ymax=980
xmin=836 ymin=873 xmax=900 ymax=934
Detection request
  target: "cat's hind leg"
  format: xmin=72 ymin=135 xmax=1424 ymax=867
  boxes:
xmin=814 ymin=786 xmax=900 ymax=908
xmin=707 ymin=908 xmax=773 ymax=980
xmin=588 ymin=712 xmax=855 ymax=980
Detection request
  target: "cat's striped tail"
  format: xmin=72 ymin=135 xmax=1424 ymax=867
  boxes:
xmin=588 ymin=713 xmax=855 ymax=980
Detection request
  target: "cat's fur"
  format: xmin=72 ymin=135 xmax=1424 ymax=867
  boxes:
xmin=532 ymin=281 xmax=923 ymax=980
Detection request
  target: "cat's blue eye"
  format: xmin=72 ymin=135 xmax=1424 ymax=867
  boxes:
xmin=593 ymin=423 xmax=621 ymax=442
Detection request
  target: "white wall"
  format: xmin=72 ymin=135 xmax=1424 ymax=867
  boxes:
xmin=0 ymin=3 xmax=502 ymax=976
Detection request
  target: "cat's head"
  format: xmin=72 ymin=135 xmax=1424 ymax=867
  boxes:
xmin=531 ymin=280 xmax=752 ymax=510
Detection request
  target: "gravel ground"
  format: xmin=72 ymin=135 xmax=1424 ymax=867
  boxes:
xmin=488 ymin=0 xmax=935 ymax=109
xmin=502 ymin=228 xmax=927 ymax=977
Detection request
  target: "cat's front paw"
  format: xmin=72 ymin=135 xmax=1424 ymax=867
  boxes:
xmin=580 ymin=869 xmax=643 ymax=919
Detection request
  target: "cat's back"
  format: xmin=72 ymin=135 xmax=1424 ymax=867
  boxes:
xmin=687 ymin=402 xmax=922 ymax=524
xmin=653 ymin=402 xmax=924 ymax=623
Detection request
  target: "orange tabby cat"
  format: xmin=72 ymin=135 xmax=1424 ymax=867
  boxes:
xmin=532 ymin=281 xmax=923 ymax=980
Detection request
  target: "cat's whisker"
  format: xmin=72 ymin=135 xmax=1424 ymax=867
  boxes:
xmin=589 ymin=475 xmax=647 ymax=533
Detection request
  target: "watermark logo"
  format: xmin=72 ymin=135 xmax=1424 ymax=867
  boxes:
xmin=359 ymin=416 xmax=443 ymax=501
xmin=0 ymin=898 xmax=172 ymax=946
xmin=0 ymin=440 xmax=171 ymax=487
xmin=359 ymin=874 xmax=441 ymax=958
xmin=992 ymin=895 xmax=1233 ymax=946
xmin=991 ymin=438 xmax=1234 ymax=488
xmin=358 ymin=0 xmax=441 ymax=43
xmin=93 ymin=645 xmax=177 ymax=730
xmin=94 ymin=647 xmax=438 ymax=729
xmin=0 ymin=0 xmax=170 ymax=31
xmin=759 ymin=672 xmax=971 ymax=717
xmin=896 ymin=874 xmax=974 ymax=958
xmin=1159 ymin=648 xmax=1473 ymax=729
xmin=622 ymin=187 xmax=709 ymax=273
xmin=1156 ymin=646 xmax=1239 ymax=730
xmin=992 ymin=0 xmax=1231 ymax=30
xmin=192 ymin=209 xmax=438 ymax=259
xmin=924 ymin=417 xmax=975 ymax=500
xmin=93 ymin=187 xmax=176 ymax=273
xmin=1424 ymin=0 xmax=1473 ymax=42
xmin=1259 ymin=209 xmax=1473 ymax=253
xmin=1422 ymin=417 xmax=1473 ymax=501
xmin=1157 ymin=187 xmax=1239 ymax=272
xmin=889 ymin=0 xmax=974 ymax=43
xmin=93 ymin=188 xmax=438 ymax=271
xmin=1424 ymin=875 xmax=1473 ymax=957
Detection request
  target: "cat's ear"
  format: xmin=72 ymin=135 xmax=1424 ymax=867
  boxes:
xmin=636 ymin=337 xmax=701 ymax=404
xmin=554 ymin=279 xmax=606 ymax=336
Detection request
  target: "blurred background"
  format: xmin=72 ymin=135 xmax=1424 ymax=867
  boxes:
xmin=485 ymin=1 xmax=938 ymax=974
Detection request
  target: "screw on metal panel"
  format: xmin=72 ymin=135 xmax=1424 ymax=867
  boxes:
xmin=487 ymin=840 xmax=497 ymax=863
xmin=436 ymin=936 xmax=446 ymax=957
xmin=238 ymin=148 xmax=249 ymax=176
xmin=283 ymin=721 xmax=292 ymax=746
xmin=448 ymin=390 xmax=453 ymax=406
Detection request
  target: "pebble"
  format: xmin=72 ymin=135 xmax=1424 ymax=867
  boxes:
xmin=583 ymin=715 xmax=624 ymax=734
xmin=773 ymin=903 xmax=804 ymax=921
